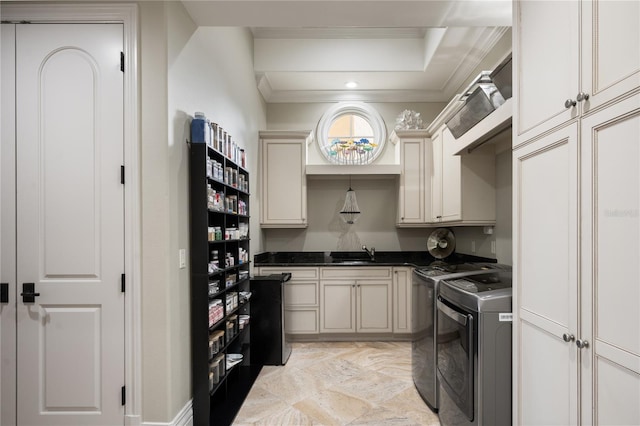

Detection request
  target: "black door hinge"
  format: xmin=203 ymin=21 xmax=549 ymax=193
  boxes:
xmin=121 ymin=165 xmax=125 ymax=184
xmin=120 ymin=52 xmax=124 ymax=72
xmin=121 ymin=386 xmax=126 ymax=405
xmin=1 ymin=283 xmax=8 ymax=304
xmin=121 ymin=274 xmax=126 ymax=293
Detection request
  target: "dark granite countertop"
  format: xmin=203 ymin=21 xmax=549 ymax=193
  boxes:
xmin=254 ymin=251 xmax=496 ymax=268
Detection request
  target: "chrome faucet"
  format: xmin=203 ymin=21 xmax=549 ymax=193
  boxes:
xmin=362 ymin=245 xmax=375 ymax=261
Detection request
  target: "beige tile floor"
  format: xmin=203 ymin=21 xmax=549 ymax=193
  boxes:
xmin=233 ymin=341 xmax=441 ymax=425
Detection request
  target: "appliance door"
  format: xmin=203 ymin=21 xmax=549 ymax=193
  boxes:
xmin=411 ymin=270 xmax=438 ymax=410
xmin=436 ymin=296 xmax=475 ymax=421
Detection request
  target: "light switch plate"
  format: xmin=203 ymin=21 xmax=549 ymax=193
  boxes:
xmin=179 ymin=249 xmax=186 ymax=269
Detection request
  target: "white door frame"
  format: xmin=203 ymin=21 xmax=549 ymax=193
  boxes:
xmin=0 ymin=4 xmax=141 ymax=425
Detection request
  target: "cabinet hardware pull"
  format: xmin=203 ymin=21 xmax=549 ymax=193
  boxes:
xmin=562 ymin=333 xmax=575 ymax=342
xmin=576 ymin=92 xmax=590 ymax=102
xmin=576 ymin=339 xmax=589 ymax=349
xmin=565 ymin=98 xmax=577 ymax=108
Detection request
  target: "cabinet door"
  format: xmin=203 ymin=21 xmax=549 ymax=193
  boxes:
xmin=580 ymin=93 xmax=640 ymax=425
xmin=514 ymin=0 xmax=580 ymax=144
xmin=513 ymin=124 xmax=579 ymax=425
xmin=285 ymin=309 xmax=319 ymax=334
xmin=397 ymin=138 xmax=425 ymax=225
xmin=320 ymin=281 xmax=355 ymax=333
xmin=356 ymin=280 xmax=392 ymax=333
xmin=430 ymin=129 xmax=443 ymax=222
xmin=393 ymin=268 xmax=412 ymax=334
xmin=440 ymin=127 xmax=462 ymax=222
xmin=582 ymin=0 xmax=640 ymax=114
xmin=260 ymin=135 xmax=307 ymax=227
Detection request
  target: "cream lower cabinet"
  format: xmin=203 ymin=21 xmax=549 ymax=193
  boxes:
xmin=259 ymin=131 xmax=309 ymax=228
xmin=319 ymin=267 xmax=392 ymax=334
xmin=392 ymin=267 xmax=412 ymax=334
xmin=257 ymin=266 xmax=319 ymax=335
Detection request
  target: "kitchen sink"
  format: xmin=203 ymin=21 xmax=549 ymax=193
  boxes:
xmin=329 ymin=251 xmax=376 ymax=264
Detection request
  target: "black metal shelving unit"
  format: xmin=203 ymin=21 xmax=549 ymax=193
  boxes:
xmin=189 ymin=141 xmax=259 ymax=426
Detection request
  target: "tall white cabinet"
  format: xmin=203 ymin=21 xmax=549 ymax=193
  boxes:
xmin=513 ymin=1 xmax=640 ymax=424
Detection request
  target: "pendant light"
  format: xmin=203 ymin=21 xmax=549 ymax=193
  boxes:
xmin=340 ymin=176 xmax=361 ymax=224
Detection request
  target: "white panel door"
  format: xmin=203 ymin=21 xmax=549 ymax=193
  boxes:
xmin=1 ymin=23 xmax=17 ymax=426
xmin=513 ymin=123 xmax=579 ymax=425
xmin=357 ymin=280 xmax=392 ymax=333
xmin=582 ymin=0 xmax=640 ymax=114
xmin=397 ymin=138 xmax=424 ymax=224
xmin=440 ymin=127 xmax=462 ymax=222
xmin=320 ymin=281 xmax=355 ymax=333
xmin=580 ymin=93 xmax=640 ymax=425
xmin=260 ymin=135 xmax=307 ymax=227
xmin=430 ymin=129 xmax=443 ymax=222
xmin=514 ymin=0 xmax=580 ymax=143
xmin=15 ymin=24 xmax=125 ymax=426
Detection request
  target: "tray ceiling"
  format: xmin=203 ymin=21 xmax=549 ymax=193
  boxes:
xmin=181 ymin=1 xmax=512 ymax=103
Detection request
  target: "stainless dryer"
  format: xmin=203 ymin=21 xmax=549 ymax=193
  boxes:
xmin=436 ymin=271 xmax=513 ymax=426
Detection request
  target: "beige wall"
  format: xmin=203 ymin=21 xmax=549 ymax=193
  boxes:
xmin=140 ymin=2 xmax=266 ymax=423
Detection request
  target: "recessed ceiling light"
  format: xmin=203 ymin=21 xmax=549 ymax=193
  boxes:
xmin=345 ymin=81 xmax=358 ymax=89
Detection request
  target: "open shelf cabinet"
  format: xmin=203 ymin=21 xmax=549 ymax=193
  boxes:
xmin=189 ymin=141 xmax=259 ymax=425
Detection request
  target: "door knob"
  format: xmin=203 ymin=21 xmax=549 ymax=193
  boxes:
xmin=576 ymin=92 xmax=590 ymax=102
xmin=576 ymin=339 xmax=589 ymax=349
xmin=20 ymin=283 xmax=40 ymax=303
xmin=565 ymin=98 xmax=577 ymax=108
xmin=562 ymin=333 xmax=575 ymax=343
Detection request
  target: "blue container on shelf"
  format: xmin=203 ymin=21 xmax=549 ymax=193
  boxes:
xmin=191 ymin=112 xmax=208 ymax=144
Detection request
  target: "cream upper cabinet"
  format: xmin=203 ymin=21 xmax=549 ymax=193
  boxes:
xmin=394 ymin=128 xmax=495 ymax=226
xmin=396 ymin=130 xmax=428 ymax=226
xmin=581 ymin=1 xmax=640 ymax=114
xmin=514 ymin=0 xmax=640 ymax=145
xmin=259 ymin=131 xmax=309 ymax=228
xmin=430 ymin=125 xmax=496 ymax=225
xmin=319 ymin=267 xmax=392 ymax=334
xmin=513 ymin=2 xmax=640 ymax=424
xmin=393 ymin=267 xmax=412 ymax=334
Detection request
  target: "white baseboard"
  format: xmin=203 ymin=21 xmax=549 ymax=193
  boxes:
xmin=142 ymin=399 xmax=193 ymax=426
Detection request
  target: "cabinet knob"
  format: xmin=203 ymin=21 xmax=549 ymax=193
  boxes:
xmin=565 ymin=98 xmax=577 ymax=108
xmin=576 ymin=339 xmax=589 ymax=349
xmin=576 ymin=92 xmax=590 ymax=102
xmin=562 ymin=333 xmax=575 ymax=343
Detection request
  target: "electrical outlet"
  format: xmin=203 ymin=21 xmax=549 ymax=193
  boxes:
xmin=471 ymin=241 xmax=476 ymax=253
xmin=491 ymin=240 xmax=496 ymax=254
xmin=179 ymin=249 xmax=186 ymax=269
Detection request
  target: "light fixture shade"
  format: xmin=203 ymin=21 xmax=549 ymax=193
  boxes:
xmin=340 ymin=187 xmax=361 ymax=224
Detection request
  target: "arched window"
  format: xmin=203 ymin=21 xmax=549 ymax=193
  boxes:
xmin=316 ymin=102 xmax=386 ymax=165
